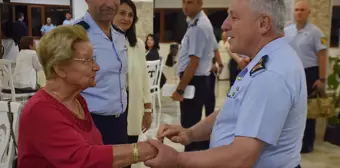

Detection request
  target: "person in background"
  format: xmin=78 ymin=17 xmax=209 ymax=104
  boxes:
xmin=11 ymin=36 xmax=42 ymax=93
xmin=12 ymin=12 xmax=28 ymax=50
xmin=218 ymin=32 xmax=230 ymax=80
xmin=112 ymin=0 xmax=153 ymax=147
xmin=205 ymin=38 xmax=223 ymax=117
xmin=41 ymin=17 xmax=56 ymax=36
xmin=62 ymin=12 xmax=74 ymax=25
xmin=145 ymin=34 xmax=167 ymax=88
xmin=144 ymin=0 xmax=306 ymax=167
xmin=165 ymin=44 xmax=179 ymax=67
xmin=18 ymin=26 xmax=157 ymax=168
xmin=285 ymin=0 xmax=328 ymax=153
xmin=172 ymin=0 xmax=215 ymax=152
xmin=75 ymin=0 xmax=129 ymax=146
xmin=145 ymin=34 xmax=160 ymax=61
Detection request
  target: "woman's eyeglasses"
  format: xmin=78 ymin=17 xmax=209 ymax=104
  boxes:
xmin=72 ymin=56 xmax=97 ymax=64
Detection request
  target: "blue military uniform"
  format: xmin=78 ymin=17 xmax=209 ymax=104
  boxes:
xmin=285 ymin=23 xmax=327 ymax=153
xmin=41 ymin=24 xmax=56 ymax=34
xmin=75 ymin=12 xmax=128 ymax=145
xmin=210 ymin=38 xmax=307 ymax=168
xmin=176 ymin=10 xmax=216 ymax=151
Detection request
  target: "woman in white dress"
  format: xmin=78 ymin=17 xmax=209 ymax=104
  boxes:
xmin=11 ymin=36 xmax=42 ymax=93
xmin=112 ymin=0 xmax=153 ymax=150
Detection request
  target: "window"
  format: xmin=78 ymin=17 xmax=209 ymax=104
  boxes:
xmin=154 ymin=8 xmax=228 ymax=43
xmin=330 ymin=6 xmax=340 ymax=47
xmin=45 ymin=7 xmax=71 ymax=26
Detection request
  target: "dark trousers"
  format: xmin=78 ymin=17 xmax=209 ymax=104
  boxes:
xmin=229 ymin=59 xmax=241 ymax=87
xmin=205 ymin=72 xmax=216 ymax=117
xmin=91 ymin=112 xmax=128 ymax=145
xmin=302 ymin=66 xmax=319 ymax=152
xmin=180 ymin=73 xmax=210 ymax=151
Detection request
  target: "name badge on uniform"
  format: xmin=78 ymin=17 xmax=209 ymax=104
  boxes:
xmin=250 ymin=55 xmax=269 ymax=77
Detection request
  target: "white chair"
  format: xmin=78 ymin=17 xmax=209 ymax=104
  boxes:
xmin=0 ymin=101 xmax=21 ymax=168
xmin=0 ymin=59 xmax=35 ymax=102
xmin=146 ymin=59 xmax=161 ymax=114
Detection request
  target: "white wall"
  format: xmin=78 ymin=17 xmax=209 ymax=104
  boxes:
xmin=72 ymin=0 xmax=87 ymax=20
xmin=334 ymin=0 xmax=340 ymax=6
xmin=73 ymin=0 xmax=153 ymax=20
xmin=10 ymin=0 xmax=70 ymax=5
xmin=155 ymin=0 xmax=231 ymax=8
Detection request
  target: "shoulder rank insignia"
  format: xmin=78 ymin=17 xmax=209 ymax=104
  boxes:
xmin=250 ymin=55 xmax=268 ymax=77
xmin=321 ymin=37 xmax=327 ymax=45
xmin=75 ymin=21 xmax=90 ymax=30
xmin=189 ymin=18 xmax=199 ymax=27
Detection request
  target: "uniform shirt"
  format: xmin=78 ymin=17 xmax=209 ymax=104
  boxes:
xmin=40 ymin=24 xmax=56 ymax=34
xmin=284 ymin=23 xmax=327 ymax=68
xmin=210 ymin=37 xmax=307 ymax=168
xmin=177 ymin=11 xmax=215 ymax=76
xmin=63 ymin=19 xmax=74 ymax=25
xmin=13 ymin=50 xmax=42 ymax=89
xmin=77 ymin=12 xmax=128 ymax=116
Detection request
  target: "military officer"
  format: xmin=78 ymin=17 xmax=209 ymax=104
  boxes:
xmin=285 ymin=0 xmax=328 ymax=153
xmin=144 ymin=0 xmax=307 ymax=167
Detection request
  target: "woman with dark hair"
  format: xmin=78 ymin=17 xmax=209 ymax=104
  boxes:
xmin=112 ymin=0 xmax=153 ymax=149
xmin=145 ymin=34 xmax=160 ymax=61
xmin=144 ymin=34 xmax=167 ymax=88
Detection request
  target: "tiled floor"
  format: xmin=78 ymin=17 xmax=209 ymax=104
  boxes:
xmin=133 ymin=79 xmax=340 ymax=168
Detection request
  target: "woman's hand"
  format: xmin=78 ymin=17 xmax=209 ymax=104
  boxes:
xmin=137 ymin=141 xmax=158 ymax=162
xmin=142 ymin=112 xmax=152 ymax=133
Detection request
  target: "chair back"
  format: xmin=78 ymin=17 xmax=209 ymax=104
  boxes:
xmin=0 ymin=101 xmax=21 ymax=168
xmin=146 ymin=59 xmax=161 ymax=92
xmin=0 ymin=60 xmax=15 ymax=101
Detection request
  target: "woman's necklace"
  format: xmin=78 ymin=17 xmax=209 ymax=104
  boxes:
xmin=50 ymin=90 xmax=85 ymax=119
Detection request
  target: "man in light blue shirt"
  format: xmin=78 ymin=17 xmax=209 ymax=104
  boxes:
xmin=144 ymin=0 xmax=306 ymax=168
xmin=62 ymin=12 xmax=74 ymax=25
xmin=172 ymin=0 xmax=216 ymax=152
xmin=75 ymin=0 xmax=128 ymax=145
xmin=40 ymin=17 xmax=56 ymax=36
xmin=285 ymin=1 xmax=328 ymax=153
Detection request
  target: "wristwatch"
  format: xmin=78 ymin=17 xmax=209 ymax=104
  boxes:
xmin=176 ymin=89 xmax=184 ymax=95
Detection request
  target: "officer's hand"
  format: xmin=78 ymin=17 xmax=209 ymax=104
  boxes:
xmin=313 ymin=79 xmax=325 ymax=90
xmin=172 ymin=91 xmax=184 ymax=102
xmin=157 ymin=124 xmax=191 ymax=145
xmin=238 ymin=57 xmax=251 ymax=70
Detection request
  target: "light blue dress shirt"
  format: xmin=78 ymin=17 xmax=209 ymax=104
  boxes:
xmin=284 ymin=23 xmax=327 ymax=68
xmin=210 ymin=37 xmax=307 ymax=168
xmin=63 ymin=19 xmax=74 ymax=25
xmin=40 ymin=24 xmax=56 ymax=34
xmin=76 ymin=12 xmax=128 ymax=116
xmin=177 ymin=11 xmax=215 ymax=76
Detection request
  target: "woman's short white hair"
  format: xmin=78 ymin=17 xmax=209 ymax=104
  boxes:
xmin=250 ymin=0 xmax=286 ymax=33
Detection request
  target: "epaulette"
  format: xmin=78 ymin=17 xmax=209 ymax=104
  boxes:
xmin=250 ymin=55 xmax=269 ymax=77
xmin=189 ymin=18 xmax=199 ymax=28
xmin=75 ymin=21 xmax=90 ymax=30
xmin=112 ymin=24 xmax=125 ymax=35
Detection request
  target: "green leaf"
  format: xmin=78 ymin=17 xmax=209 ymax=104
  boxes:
xmin=328 ymin=73 xmax=339 ymax=89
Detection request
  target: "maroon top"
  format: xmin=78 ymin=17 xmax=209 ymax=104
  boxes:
xmin=18 ymin=89 xmax=113 ymax=168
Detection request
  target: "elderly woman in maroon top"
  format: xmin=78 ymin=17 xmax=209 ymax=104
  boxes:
xmin=18 ymin=25 xmax=157 ymax=168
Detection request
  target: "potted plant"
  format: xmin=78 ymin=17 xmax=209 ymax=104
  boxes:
xmin=324 ymin=55 xmax=340 ymax=146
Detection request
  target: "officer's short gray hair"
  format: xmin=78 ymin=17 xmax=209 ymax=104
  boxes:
xmin=250 ymin=0 xmax=286 ymax=33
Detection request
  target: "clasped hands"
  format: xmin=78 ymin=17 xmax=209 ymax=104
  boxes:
xmin=137 ymin=124 xmax=191 ymax=168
